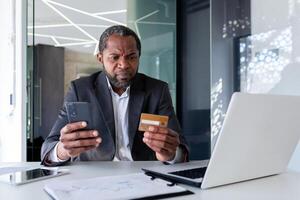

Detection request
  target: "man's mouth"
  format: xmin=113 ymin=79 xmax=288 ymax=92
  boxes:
xmin=117 ymin=72 xmax=130 ymax=80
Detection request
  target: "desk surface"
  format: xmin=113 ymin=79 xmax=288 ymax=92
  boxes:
xmin=1 ymin=161 xmax=300 ymax=200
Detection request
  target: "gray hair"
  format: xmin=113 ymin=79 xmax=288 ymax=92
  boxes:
xmin=98 ymin=25 xmax=141 ymax=56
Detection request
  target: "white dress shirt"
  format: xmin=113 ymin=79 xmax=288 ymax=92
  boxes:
xmin=106 ymin=78 xmax=133 ymax=161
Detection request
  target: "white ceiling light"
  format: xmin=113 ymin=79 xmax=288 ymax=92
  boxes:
xmin=134 ymin=21 xmax=175 ymax=26
xmin=50 ymin=36 xmax=59 ymax=45
xmin=55 ymin=41 xmax=96 ymax=47
xmin=83 ymin=44 xmax=93 ymax=48
xmin=28 ymin=33 xmax=90 ymax=42
xmin=93 ymin=9 xmax=127 ymax=16
xmin=28 ymin=24 xmax=110 ymax=29
xmin=42 ymin=0 xmax=98 ymax=42
xmin=134 ymin=10 xmax=159 ymax=39
xmin=31 ymin=0 xmax=126 ymax=54
xmin=45 ymin=0 xmax=126 ymax=26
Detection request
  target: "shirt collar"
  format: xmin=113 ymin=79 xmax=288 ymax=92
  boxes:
xmin=106 ymin=76 xmax=130 ymax=97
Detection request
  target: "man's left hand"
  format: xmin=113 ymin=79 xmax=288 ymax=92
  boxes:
xmin=143 ymin=126 xmax=180 ymax=161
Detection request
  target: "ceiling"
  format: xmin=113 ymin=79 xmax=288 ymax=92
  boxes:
xmin=28 ymin=0 xmax=127 ymax=54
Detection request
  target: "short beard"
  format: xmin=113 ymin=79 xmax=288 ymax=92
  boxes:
xmin=103 ymin=67 xmax=134 ymax=89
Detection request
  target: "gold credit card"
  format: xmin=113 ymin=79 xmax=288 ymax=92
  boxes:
xmin=138 ymin=113 xmax=169 ymax=132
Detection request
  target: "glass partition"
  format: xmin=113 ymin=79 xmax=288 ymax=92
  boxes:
xmin=235 ymin=0 xmax=300 ymax=171
xmin=127 ymin=0 xmax=177 ymax=107
xmin=211 ymin=0 xmax=300 ymax=171
xmin=211 ymin=0 xmax=251 ymax=148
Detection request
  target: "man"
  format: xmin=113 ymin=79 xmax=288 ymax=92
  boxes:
xmin=41 ymin=25 xmax=188 ymax=166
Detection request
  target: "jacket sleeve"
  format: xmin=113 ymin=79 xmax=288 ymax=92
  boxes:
xmin=40 ymin=82 xmax=78 ymax=166
xmin=157 ymin=83 xmax=190 ymax=161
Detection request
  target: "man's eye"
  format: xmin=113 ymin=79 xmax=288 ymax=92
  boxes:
xmin=129 ymin=55 xmax=137 ymax=60
xmin=110 ymin=56 xmax=119 ymax=61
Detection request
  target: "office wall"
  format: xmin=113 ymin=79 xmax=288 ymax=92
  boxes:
xmin=0 ymin=0 xmax=15 ymax=161
xmin=186 ymin=8 xmax=210 ymax=111
xmin=177 ymin=0 xmax=211 ymax=160
xmin=250 ymin=0 xmax=300 ymax=171
xmin=0 ymin=0 xmax=26 ymax=162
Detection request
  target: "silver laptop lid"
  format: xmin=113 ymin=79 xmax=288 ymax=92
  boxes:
xmin=202 ymin=92 xmax=300 ymax=189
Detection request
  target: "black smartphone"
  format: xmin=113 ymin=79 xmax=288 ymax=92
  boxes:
xmin=65 ymin=102 xmax=93 ymax=130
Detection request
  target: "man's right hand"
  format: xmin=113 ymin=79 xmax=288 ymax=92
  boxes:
xmin=57 ymin=121 xmax=101 ymax=160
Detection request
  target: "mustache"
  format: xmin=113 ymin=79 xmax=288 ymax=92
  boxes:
xmin=115 ymin=70 xmax=132 ymax=77
xmin=116 ymin=69 xmax=131 ymax=74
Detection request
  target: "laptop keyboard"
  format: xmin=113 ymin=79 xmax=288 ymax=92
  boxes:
xmin=169 ymin=167 xmax=207 ymax=179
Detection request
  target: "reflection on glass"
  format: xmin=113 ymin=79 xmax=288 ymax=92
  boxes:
xmin=222 ymin=0 xmax=251 ymax=38
xmin=28 ymin=0 xmax=127 ymax=55
xmin=239 ymin=27 xmax=292 ymax=93
xmin=28 ymin=0 xmax=176 ymax=102
xmin=127 ymin=0 xmax=177 ymax=108
xmin=237 ymin=0 xmax=300 ymax=171
xmin=211 ymin=79 xmax=225 ymax=144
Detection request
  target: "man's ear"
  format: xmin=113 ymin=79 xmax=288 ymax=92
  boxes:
xmin=97 ymin=53 xmax=103 ymax=64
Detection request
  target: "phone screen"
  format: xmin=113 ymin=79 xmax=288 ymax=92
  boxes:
xmin=11 ymin=168 xmax=59 ymax=184
xmin=19 ymin=168 xmax=57 ymax=179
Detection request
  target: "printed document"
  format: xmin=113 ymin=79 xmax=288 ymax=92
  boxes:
xmin=44 ymin=173 xmax=192 ymax=200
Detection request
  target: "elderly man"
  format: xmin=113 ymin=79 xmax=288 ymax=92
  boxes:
xmin=41 ymin=25 xmax=188 ymax=166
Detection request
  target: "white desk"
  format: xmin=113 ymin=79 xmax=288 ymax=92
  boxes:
xmin=1 ymin=161 xmax=300 ymax=200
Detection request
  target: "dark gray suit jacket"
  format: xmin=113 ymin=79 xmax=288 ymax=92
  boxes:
xmin=41 ymin=71 xmax=188 ymax=166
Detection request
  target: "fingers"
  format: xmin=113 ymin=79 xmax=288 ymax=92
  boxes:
xmin=58 ymin=122 xmax=102 ymax=159
xmin=58 ymin=137 xmax=101 ymax=159
xmin=147 ymin=126 xmax=169 ymax=134
xmin=143 ymin=126 xmax=180 ymax=145
xmin=61 ymin=121 xmax=87 ymax=135
xmin=143 ymin=136 xmax=177 ymax=152
xmin=65 ymin=145 xmax=97 ymax=158
xmin=143 ymin=131 xmax=179 ymax=146
xmin=60 ymin=130 xmax=98 ymax=142
xmin=146 ymin=126 xmax=179 ymax=138
xmin=60 ymin=121 xmax=99 ymax=143
xmin=144 ymin=141 xmax=171 ymax=155
xmin=62 ymin=137 xmax=101 ymax=149
xmin=57 ymin=140 xmax=99 ymax=160
xmin=142 ymin=126 xmax=180 ymax=159
xmin=143 ymin=139 xmax=175 ymax=162
xmin=143 ymin=127 xmax=180 ymax=154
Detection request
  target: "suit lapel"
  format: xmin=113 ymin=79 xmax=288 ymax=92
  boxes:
xmin=94 ymin=72 xmax=116 ymax=142
xmin=128 ymin=75 xmax=145 ymax=150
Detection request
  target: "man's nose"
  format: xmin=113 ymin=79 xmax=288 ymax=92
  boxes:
xmin=117 ymin=56 xmax=129 ymax=69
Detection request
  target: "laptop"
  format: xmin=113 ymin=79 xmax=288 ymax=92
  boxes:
xmin=142 ymin=92 xmax=300 ymax=189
